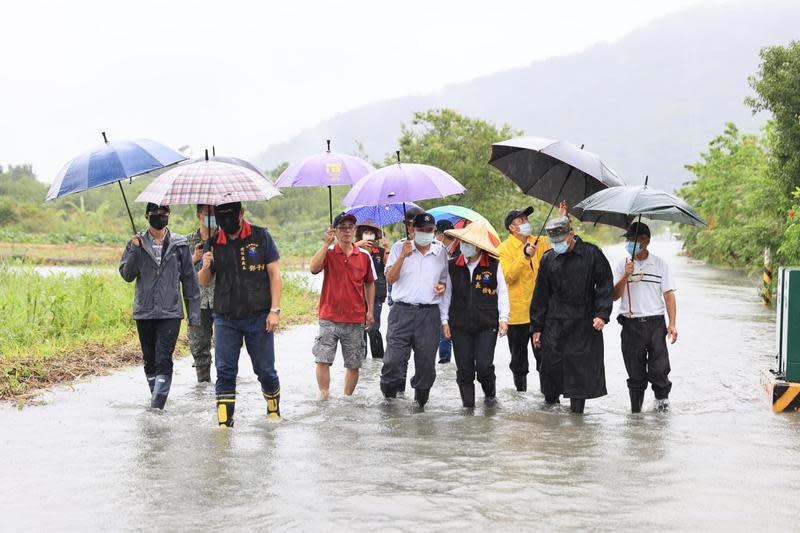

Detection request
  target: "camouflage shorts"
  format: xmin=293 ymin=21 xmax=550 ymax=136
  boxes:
xmin=312 ymin=319 xmax=365 ymax=369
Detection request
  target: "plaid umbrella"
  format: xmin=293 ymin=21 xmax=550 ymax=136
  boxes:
xmin=136 ymin=160 xmax=281 ymax=206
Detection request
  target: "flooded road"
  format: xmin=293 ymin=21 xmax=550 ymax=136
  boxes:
xmin=2 ymin=240 xmax=799 ymax=531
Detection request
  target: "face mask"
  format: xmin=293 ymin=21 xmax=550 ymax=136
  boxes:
xmin=517 ymin=222 xmax=532 ymax=236
xmin=625 ymin=242 xmax=641 ymax=256
xmin=148 ymin=214 xmax=168 ymax=230
xmin=552 ymin=240 xmax=569 ymax=255
xmin=362 ymin=232 xmax=376 ymax=241
xmin=414 ymin=231 xmax=435 ymax=247
xmin=203 ymin=215 xmax=216 ymax=229
xmin=218 ymin=215 xmax=241 ymax=235
xmin=460 ymin=242 xmax=478 ymax=259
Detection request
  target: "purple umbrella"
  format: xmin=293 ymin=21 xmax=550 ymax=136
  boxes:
xmin=342 ymin=151 xmax=465 ymax=237
xmin=275 ymin=139 xmax=375 ymax=224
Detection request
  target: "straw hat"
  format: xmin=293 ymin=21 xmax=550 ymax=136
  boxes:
xmin=356 ymin=219 xmax=382 ymax=237
xmin=445 ymin=220 xmax=500 ymax=257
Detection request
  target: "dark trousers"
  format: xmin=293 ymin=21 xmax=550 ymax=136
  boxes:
xmin=451 ymin=327 xmax=497 ymax=390
xmin=214 ymin=312 xmax=280 ymax=395
xmin=619 ymin=316 xmax=672 ymax=399
xmin=365 ymin=301 xmax=384 ymax=357
xmin=188 ymin=307 xmax=214 ymax=368
xmin=438 ymin=331 xmax=452 ymax=362
xmin=136 ymin=318 xmax=181 ymax=376
xmin=507 ymin=323 xmax=539 ymax=375
xmin=381 ymin=304 xmax=440 ymax=392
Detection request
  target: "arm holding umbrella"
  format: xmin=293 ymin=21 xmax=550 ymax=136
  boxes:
xmin=310 ymin=227 xmax=335 ymax=275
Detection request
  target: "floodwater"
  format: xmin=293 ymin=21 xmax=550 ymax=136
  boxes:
xmin=1 ymin=240 xmax=798 ymax=531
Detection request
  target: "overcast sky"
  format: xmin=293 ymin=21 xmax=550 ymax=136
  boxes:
xmin=2 ymin=0 xmax=721 ymax=182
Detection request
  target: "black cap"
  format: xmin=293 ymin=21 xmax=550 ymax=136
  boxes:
xmin=145 ymin=202 xmax=169 ymax=214
xmin=622 ymin=222 xmax=651 ymax=239
xmin=333 ymin=212 xmax=357 ymax=227
xmin=504 ymin=206 xmax=534 ymax=230
xmin=436 ymin=220 xmax=454 ymax=233
xmin=216 ymin=201 xmax=242 ymax=216
xmin=413 ymin=213 xmax=436 ymax=228
xmin=403 ymin=206 xmax=425 ymax=223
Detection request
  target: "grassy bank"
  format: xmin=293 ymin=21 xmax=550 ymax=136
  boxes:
xmin=0 ymin=265 xmax=318 ymax=402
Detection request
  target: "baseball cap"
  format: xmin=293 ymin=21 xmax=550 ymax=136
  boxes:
xmin=333 ymin=212 xmax=357 ymax=227
xmin=413 ymin=213 xmax=436 ymax=228
xmin=545 ymin=216 xmax=571 ymax=243
xmin=504 ymin=206 xmax=534 ymax=230
xmin=403 ymin=206 xmax=425 ymax=224
xmin=436 ymin=220 xmax=454 ymax=233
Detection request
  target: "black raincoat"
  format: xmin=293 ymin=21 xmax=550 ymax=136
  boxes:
xmin=530 ymin=236 xmax=613 ymax=399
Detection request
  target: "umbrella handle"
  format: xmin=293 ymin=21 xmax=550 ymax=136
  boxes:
xmin=118 ymin=180 xmax=137 ymax=235
xmin=328 ymin=185 xmax=333 ymax=225
xmin=533 ymin=167 xmax=573 ymax=247
xmin=402 ymin=202 xmax=408 ymax=240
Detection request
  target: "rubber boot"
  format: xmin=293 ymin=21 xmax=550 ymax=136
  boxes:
xmin=569 ymin=398 xmax=585 ymax=414
xmin=150 ymin=374 xmax=172 ymax=410
xmin=196 ymin=365 xmax=211 ymax=383
xmin=544 ymin=395 xmax=560 ymax=405
xmin=513 ymin=373 xmax=527 ymax=392
xmin=482 ymin=380 xmax=497 ymax=406
xmin=459 ymin=383 xmax=475 ymax=408
xmin=655 ymin=398 xmax=670 ymax=412
xmin=629 ymin=390 xmax=645 ymax=413
xmin=146 ymin=375 xmax=156 ymax=394
xmin=216 ymin=392 xmax=235 ymax=427
xmin=263 ymin=389 xmax=281 ymax=422
xmin=380 ymin=382 xmax=396 ymax=399
xmin=414 ymin=388 xmax=430 ymax=409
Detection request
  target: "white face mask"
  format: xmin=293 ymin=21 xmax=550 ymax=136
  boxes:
xmin=414 ymin=231 xmax=435 ymax=247
xmin=460 ymin=242 xmax=478 ymax=259
xmin=362 ymin=232 xmax=376 ymax=241
xmin=517 ymin=222 xmax=532 ymax=236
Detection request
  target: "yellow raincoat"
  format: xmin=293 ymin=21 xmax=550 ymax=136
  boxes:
xmin=497 ymin=234 xmax=551 ymax=325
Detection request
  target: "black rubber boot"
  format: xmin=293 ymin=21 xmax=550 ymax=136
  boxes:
xmin=459 ymin=383 xmax=475 ymax=408
xmin=263 ymin=389 xmax=281 ymax=422
xmin=630 ymin=390 xmax=645 ymax=413
xmin=544 ymin=395 xmax=560 ymax=405
xmin=569 ymin=398 xmax=585 ymax=414
xmin=513 ymin=373 xmax=527 ymax=392
xmin=380 ymin=382 xmax=396 ymax=399
xmin=481 ymin=380 xmax=496 ymax=405
xmin=146 ymin=375 xmax=156 ymax=394
xmin=150 ymin=374 xmax=172 ymax=410
xmin=414 ymin=388 xmax=430 ymax=409
xmin=216 ymin=392 xmax=235 ymax=427
xmin=196 ymin=365 xmax=211 ymax=383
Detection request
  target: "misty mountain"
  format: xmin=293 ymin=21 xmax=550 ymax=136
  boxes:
xmin=254 ymin=0 xmax=800 ymax=192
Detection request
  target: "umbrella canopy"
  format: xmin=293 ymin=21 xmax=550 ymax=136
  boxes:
xmin=342 ymin=152 xmax=465 ymax=207
xmin=489 ymin=136 xmax=628 ymax=229
xmin=45 ymin=132 xmax=186 ymax=233
xmin=186 ymin=150 xmax=269 ymax=179
xmin=572 ymin=184 xmax=707 ymax=228
xmin=444 ymin=220 xmax=500 ymax=257
xmin=346 ymin=202 xmax=420 ymax=227
xmin=136 ymin=160 xmax=281 ymax=206
xmin=428 ymin=205 xmax=500 ymax=246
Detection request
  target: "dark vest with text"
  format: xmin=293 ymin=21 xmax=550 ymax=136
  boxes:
xmin=213 ymin=225 xmax=272 ymax=319
xmin=448 ymin=254 xmax=500 ymax=331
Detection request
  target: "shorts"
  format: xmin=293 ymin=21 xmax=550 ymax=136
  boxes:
xmin=312 ymin=319 xmax=365 ymax=369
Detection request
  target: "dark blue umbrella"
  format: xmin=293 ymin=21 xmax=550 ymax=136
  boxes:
xmin=345 ymin=202 xmax=420 ymax=227
xmin=45 ymin=132 xmax=186 ymax=233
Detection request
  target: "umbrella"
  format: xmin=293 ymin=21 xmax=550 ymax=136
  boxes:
xmin=444 ymin=220 xmax=500 ymax=257
xmin=186 ymin=146 xmax=269 ymax=179
xmin=489 ymin=136 xmax=628 ymax=239
xmin=45 ymin=132 xmax=186 ymax=233
xmin=342 ymin=151 xmax=466 ymax=237
xmin=572 ymin=176 xmax=707 ymax=260
xmin=275 ymin=139 xmax=375 ymax=224
xmin=346 ymin=202 xmax=421 ymax=227
xmin=427 ymin=205 xmax=500 ymax=245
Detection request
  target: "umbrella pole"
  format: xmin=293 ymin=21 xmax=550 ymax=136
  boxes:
xmin=328 ymin=185 xmax=333 ymax=226
xmin=402 ymin=202 xmax=408 ymax=240
xmin=118 ymin=181 xmax=137 ymax=235
xmin=533 ymin=168 xmax=573 ymax=247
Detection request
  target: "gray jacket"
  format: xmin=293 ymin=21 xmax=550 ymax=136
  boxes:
xmin=119 ymin=229 xmax=201 ymax=325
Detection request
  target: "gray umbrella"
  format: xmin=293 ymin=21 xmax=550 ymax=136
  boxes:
xmin=489 ymin=136 xmax=629 ymax=236
xmin=572 ymin=180 xmax=706 ymax=258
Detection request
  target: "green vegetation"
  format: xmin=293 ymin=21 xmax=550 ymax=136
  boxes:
xmin=679 ymin=41 xmax=800 ymax=274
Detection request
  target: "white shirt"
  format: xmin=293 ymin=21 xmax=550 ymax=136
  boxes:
xmin=613 ymin=252 xmax=676 ymax=318
xmin=386 ymin=239 xmax=449 ymax=311
xmin=441 ymin=257 xmax=510 ymax=325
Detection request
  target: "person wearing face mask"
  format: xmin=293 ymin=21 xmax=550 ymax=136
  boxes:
xmin=497 ymin=206 xmax=553 ymax=393
xmin=612 ymin=222 xmax=677 ymax=413
xmin=440 ymin=221 xmax=510 ymax=408
xmin=530 ymin=216 xmax=613 ymax=414
xmin=355 ymin=220 xmax=388 ymax=358
xmin=380 ymin=212 xmax=449 ymax=409
xmin=119 ymin=203 xmax=200 ymax=409
xmin=185 ymin=204 xmax=217 ymax=382
xmin=434 ymin=219 xmax=457 ymax=364
xmin=198 ymin=202 xmax=283 ymax=426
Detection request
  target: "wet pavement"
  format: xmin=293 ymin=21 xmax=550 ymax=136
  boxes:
xmin=2 ymin=240 xmax=798 ymax=531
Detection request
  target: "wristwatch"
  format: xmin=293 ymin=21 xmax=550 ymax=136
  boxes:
xmin=270 ymin=307 xmax=281 ymax=315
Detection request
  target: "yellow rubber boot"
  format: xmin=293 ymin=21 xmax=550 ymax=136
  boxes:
xmin=216 ymin=392 xmax=235 ymax=427
xmin=263 ymin=389 xmax=281 ymax=423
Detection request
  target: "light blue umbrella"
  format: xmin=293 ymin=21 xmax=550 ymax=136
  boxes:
xmin=45 ymin=132 xmax=186 ymax=232
xmin=346 ymin=202 xmax=420 ymax=227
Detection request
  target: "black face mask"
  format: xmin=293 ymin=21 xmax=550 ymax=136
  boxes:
xmin=217 ymin=213 xmax=240 ymax=235
xmin=148 ymin=214 xmax=169 ymax=230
